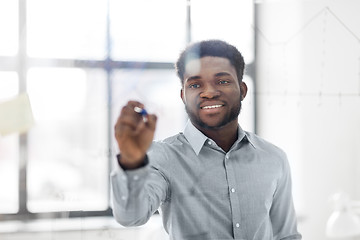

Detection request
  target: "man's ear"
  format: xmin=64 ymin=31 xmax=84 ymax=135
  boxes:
xmin=240 ymin=81 xmax=248 ymax=101
xmin=180 ymin=88 xmax=185 ymax=103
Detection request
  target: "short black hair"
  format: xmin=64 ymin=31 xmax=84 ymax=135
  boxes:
xmin=175 ymin=39 xmax=245 ymax=84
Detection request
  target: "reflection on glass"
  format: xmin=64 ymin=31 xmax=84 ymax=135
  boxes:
xmin=110 ymin=0 xmax=187 ymax=62
xmin=0 ymin=0 xmax=18 ymax=56
xmin=191 ymin=0 xmax=254 ymax=63
xmin=27 ymin=0 xmax=107 ymax=59
xmin=0 ymin=72 xmax=19 ymax=213
xmin=27 ymin=68 xmax=108 ymax=212
xmin=111 ymin=69 xmax=186 ymax=141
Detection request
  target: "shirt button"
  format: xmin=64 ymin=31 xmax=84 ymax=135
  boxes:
xmin=225 ymin=155 xmax=229 ymax=160
xmin=133 ymin=175 xmax=139 ymax=181
xmin=236 ymin=223 xmax=240 ymax=228
xmin=231 ymin=188 xmax=236 ymax=193
xmin=208 ymin=141 xmax=212 ymax=145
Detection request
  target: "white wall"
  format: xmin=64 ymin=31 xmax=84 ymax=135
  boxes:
xmin=256 ymin=0 xmax=360 ymax=239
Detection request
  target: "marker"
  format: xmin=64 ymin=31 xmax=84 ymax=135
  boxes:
xmin=134 ymin=106 xmax=148 ymax=122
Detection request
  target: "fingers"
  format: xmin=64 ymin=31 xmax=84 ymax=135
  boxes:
xmin=115 ymin=101 xmax=157 ymax=136
xmin=119 ymin=106 xmax=142 ymax=130
xmin=127 ymin=100 xmax=145 ymax=111
xmin=114 ymin=101 xmax=157 ymax=161
xmin=146 ymin=114 xmax=157 ymax=131
xmin=133 ymin=113 xmax=157 ymax=135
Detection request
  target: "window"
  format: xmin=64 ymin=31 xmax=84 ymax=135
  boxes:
xmin=0 ymin=74 xmax=19 ymax=214
xmin=110 ymin=0 xmax=187 ymax=62
xmin=27 ymin=0 xmax=107 ymax=59
xmin=0 ymin=0 xmax=254 ymax=220
xmin=0 ymin=0 xmax=18 ymax=56
xmin=27 ymin=68 xmax=108 ymax=213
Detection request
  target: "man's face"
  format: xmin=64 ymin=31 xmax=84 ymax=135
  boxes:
xmin=181 ymin=56 xmax=247 ymax=130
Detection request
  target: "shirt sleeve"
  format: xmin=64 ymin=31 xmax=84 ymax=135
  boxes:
xmin=110 ymin=154 xmax=169 ymax=227
xmin=270 ymin=153 xmax=302 ymax=240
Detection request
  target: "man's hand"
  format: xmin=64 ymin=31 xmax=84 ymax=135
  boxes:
xmin=114 ymin=101 xmax=157 ymax=169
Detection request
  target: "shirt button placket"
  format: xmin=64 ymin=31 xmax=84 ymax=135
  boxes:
xmin=225 ymin=153 xmax=243 ymax=239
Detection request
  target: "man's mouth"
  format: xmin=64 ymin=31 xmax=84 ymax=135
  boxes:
xmin=201 ymin=104 xmax=223 ymax=110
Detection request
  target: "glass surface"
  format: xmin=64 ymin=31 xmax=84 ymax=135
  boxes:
xmin=0 ymin=72 xmax=19 ymax=213
xmin=27 ymin=0 xmax=107 ymax=59
xmin=191 ymin=0 xmax=254 ymax=63
xmin=0 ymin=0 xmax=18 ymax=56
xmin=111 ymin=69 xmax=186 ymax=142
xmin=26 ymin=67 xmax=108 ymax=212
xmin=110 ymin=0 xmax=187 ymax=62
xmin=111 ymin=70 xmax=255 ymax=143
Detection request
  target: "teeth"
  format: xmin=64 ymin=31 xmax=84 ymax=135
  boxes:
xmin=202 ymin=105 xmax=222 ymax=109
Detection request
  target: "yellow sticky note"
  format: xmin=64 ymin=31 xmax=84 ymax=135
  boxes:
xmin=0 ymin=93 xmax=35 ymax=136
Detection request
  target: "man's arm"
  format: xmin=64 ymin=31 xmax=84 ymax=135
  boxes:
xmin=270 ymin=154 xmax=302 ymax=240
xmin=111 ymin=101 xmax=167 ymax=226
xmin=110 ymin=154 xmax=169 ymax=226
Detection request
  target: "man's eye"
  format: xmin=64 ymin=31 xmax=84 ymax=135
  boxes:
xmin=189 ymin=84 xmax=200 ymax=88
xmin=219 ymin=80 xmax=230 ymax=84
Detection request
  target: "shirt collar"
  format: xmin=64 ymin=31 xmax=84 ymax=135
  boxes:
xmin=183 ymin=120 xmax=208 ymax=155
xmin=183 ymin=120 xmax=256 ymax=155
xmin=236 ymin=127 xmax=256 ymax=149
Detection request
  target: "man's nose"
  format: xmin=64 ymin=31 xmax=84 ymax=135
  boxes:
xmin=200 ymin=84 xmax=220 ymax=99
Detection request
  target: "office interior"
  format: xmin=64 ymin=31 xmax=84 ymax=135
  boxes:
xmin=0 ymin=0 xmax=359 ymax=239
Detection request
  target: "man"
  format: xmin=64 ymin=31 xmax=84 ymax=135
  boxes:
xmin=111 ymin=40 xmax=302 ymax=239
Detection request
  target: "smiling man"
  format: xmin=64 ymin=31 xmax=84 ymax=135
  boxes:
xmin=180 ymin=55 xmax=246 ymax=152
xmin=112 ymin=40 xmax=302 ymax=240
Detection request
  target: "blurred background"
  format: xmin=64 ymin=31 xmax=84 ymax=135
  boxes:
xmin=0 ymin=0 xmax=359 ymax=239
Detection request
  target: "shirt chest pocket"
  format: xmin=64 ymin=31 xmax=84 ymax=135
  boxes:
xmin=238 ymin=178 xmax=278 ymax=215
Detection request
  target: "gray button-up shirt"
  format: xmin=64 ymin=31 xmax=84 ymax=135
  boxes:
xmin=111 ymin=121 xmax=302 ymax=240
